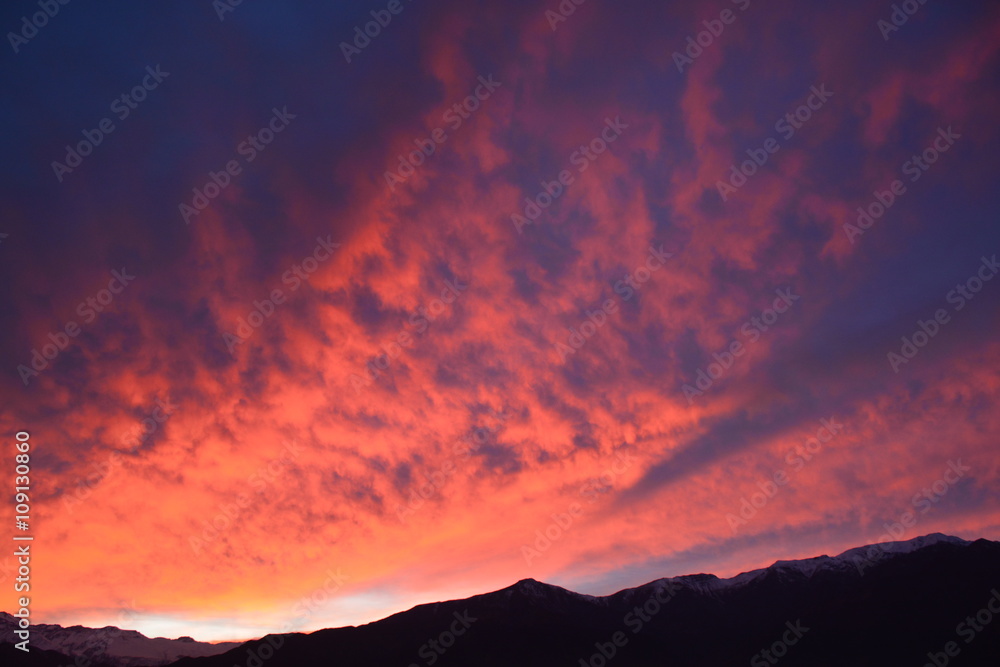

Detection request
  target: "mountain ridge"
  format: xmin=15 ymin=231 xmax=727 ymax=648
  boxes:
xmin=0 ymin=612 xmax=239 ymax=667
xmin=167 ymin=533 xmax=999 ymax=666
xmin=371 ymin=531 xmax=974 ymax=620
xmin=6 ymin=534 xmax=999 ymax=666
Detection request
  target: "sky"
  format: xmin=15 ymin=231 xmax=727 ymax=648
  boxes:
xmin=2 ymin=0 xmax=1000 ymax=643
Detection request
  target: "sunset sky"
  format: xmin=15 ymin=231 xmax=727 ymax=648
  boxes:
xmin=3 ymin=0 xmax=1000 ymax=643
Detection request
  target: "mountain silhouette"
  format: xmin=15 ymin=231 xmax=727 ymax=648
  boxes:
xmin=6 ymin=534 xmax=999 ymax=666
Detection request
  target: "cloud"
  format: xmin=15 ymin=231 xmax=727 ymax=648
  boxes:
xmin=2 ymin=0 xmax=999 ymax=641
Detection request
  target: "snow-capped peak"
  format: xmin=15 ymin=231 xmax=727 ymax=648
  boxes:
xmin=0 ymin=612 xmax=240 ymax=667
xmin=836 ymin=532 xmax=970 ymax=561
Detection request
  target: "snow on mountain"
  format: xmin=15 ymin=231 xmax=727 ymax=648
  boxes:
xmin=131 ymin=533 xmax=996 ymax=667
xmin=0 ymin=612 xmax=240 ymax=667
xmin=836 ymin=532 xmax=969 ymax=561
xmin=666 ymin=533 xmax=973 ymax=592
xmin=0 ymin=533 xmax=977 ymax=666
xmin=493 ymin=534 xmax=976 ymax=608
xmin=510 ymin=577 xmax=600 ymax=602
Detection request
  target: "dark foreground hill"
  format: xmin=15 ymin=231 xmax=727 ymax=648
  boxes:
xmin=163 ymin=533 xmax=1000 ymax=666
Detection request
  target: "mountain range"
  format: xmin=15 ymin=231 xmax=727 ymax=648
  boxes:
xmin=4 ymin=533 xmax=999 ymax=666
xmin=0 ymin=613 xmax=239 ymax=667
